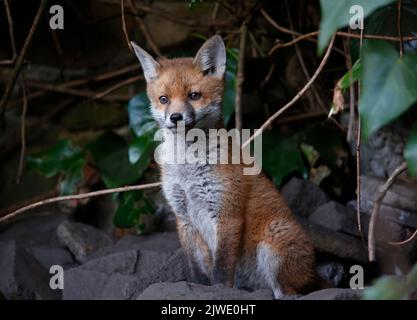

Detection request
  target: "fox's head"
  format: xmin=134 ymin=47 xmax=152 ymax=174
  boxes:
xmin=131 ymin=36 xmax=226 ymax=131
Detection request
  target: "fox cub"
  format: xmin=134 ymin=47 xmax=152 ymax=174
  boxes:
xmin=131 ymin=36 xmax=317 ymax=298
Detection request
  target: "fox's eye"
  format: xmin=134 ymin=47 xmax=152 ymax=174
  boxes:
xmin=159 ymin=96 xmax=169 ymax=104
xmin=189 ymin=92 xmax=201 ymax=101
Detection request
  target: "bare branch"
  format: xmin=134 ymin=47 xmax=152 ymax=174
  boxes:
xmin=242 ymin=34 xmax=336 ymax=149
xmin=121 ymin=0 xmax=133 ymax=52
xmin=0 ymin=181 xmax=163 ymax=225
xmin=397 ymin=0 xmax=404 ymax=57
xmin=0 ymin=0 xmax=49 ymax=117
xmin=390 ymin=229 xmax=417 ymax=246
xmin=92 ymin=75 xmax=143 ymax=100
xmin=368 ymin=162 xmax=408 ymax=262
xmin=16 ymin=77 xmax=27 ymax=184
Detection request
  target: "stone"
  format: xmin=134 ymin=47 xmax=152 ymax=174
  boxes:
xmin=281 ymin=177 xmax=330 ymax=218
xmin=81 ymin=250 xmax=138 ymax=275
xmin=316 ymin=262 xmax=346 ymax=287
xmin=299 ymin=219 xmax=368 ymax=263
xmin=357 ymin=175 xmax=417 ymax=229
xmin=63 ymin=269 xmax=110 ymax=300
xmin=87 ymin=231 xmax=181 ymax=261
xmin=310 ymin=201 xmax=359 ymax=237
xmin=297 ymin=288 xmax=360 ymax=300
xmin=349 ymin=124 xmax=406 ymax=178
xmin=57 ymin=220 xmax=114 ymax=262
xmin=0 ymin=241 xmax=60 ymax=300
xmin=63 ymin=248 xmax=187 ymax=299
xmin=136 ymin=281 xmax=274 ymax=300
xmin=0 ymin=211 xmax=69 ymax=248
xmin=26 ymin=246 xmax=74 ymax=270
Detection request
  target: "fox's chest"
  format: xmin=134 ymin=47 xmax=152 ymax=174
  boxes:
xmin=162 ymin=163 xmax=223 ymax=251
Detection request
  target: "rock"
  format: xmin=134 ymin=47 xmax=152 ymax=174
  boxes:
xmin=299 ymin=219 xmax=367 ymax=263
xmin=63 ymin=269 xmax=110 ymax=300
xmin=57 ymin=221 xmax=114 ymax=262
xmin=81 ymin=250 xmax=138 ymax=275
xmin=0 ymin=241 xmax=60 ymax=300
xmin=0 ymin=211 xmax=69 ymax=248
xmin=134 ymin=249 xmax=187 ymax=283
xmin=281 ymin=177 xmax=330 ymax=218
xmin=357 ymin=175 xmax=417 ymax=229
xmin=87 ymin=232 xmax=181 ymax=260
xmin=317 ymin=262 xmax=346 ymax=287
xmin=26 ymin=246 xmax=74 ymax=270
xmin=310 ymin=201 xmax=359 ymax=237
xmin=136 ymin=281 xmax=274 ymax=300
xmin=297 ymin=288 xmax=360 ymax=300
xmin=63 ymin=248 xmax=187 ymax=299
xmin=352 ymin=124 xmax=406 ymax=178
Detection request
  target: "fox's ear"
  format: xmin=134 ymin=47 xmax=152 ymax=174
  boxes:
xmin=194 ymin=35 xmax=226 ymax=78
xmin=131 ymin=42 xmax=160 ymax=82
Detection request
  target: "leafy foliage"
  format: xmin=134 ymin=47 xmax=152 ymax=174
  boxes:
xmin=87 ymin=131 xmax=151 ymax=188
xmin=362 ymin=263 xmax=417 ymax=300
xmin=318 ymin=0 xmax=394 ymax=53
xmin=27 ymin=140 xmax=86 ymax=195
xmin=113 ymin=191 xmax=154 ymax=230
xmin=262 ymin=131 xmax=307 ymax=186
xmin=127 ymin=92 xmax=158 ymax=138
xmin=405 ymin=126 xmax=417 ymax=178
xmin=339 ymin=59 xmax=362 ymax=90
xmin=359 ymin=40 xmax=417 ymax=139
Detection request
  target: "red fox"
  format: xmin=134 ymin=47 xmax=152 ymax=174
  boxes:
xmin=131 ymin=35 xmax=317 ymax=298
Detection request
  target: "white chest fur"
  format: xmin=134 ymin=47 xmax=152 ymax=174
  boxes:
xmin=161 ymin=158 xmax=223 ymax=254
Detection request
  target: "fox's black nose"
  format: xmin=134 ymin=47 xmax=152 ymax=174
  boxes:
xmin=170 ymin=113 xmax=183 ymax=123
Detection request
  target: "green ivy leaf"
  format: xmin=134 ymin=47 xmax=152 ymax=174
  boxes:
xmin=262 ymin=132 xmax=307 ymax=186
xmin=27 ymin=139 xmax=86 ymax=195
xmin=113 ymin=191 xmax=154 ymax=228
xmin=362 ymin=263 xmax=417 ymax=300
xmin=405 ymin=126 xmax=417 ymax=178
xmin=339 ymin=59 xmax=362 ymax=90
xmin=88 ymin=132 xmax=149 ymax=188
xmin=128 ymin=135 xmax=154 ymax=164
xmin=359 ymin=40 xmax=417 ymax=139
xmin=127 ymin=92 xmax=158 ymax=138
xmin=318 ymin=0 xmax=394 ymax=53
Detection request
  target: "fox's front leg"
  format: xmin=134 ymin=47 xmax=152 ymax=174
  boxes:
xmin=176 ymin=217 xmax=211 ymax=285
xmin=211 ymin=216 xmax=243 ymax=287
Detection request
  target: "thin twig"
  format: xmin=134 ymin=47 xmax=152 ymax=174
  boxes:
xmin=5 ymin=64 xmax=141 ymax=110
xmin=235 ymin=23 xmax=247 ymax=133
xmin=121 ymin=0 xmax=133 ymax=52
xmin=390 ymin=229 xmax=417 ymax=246
xmin=269 ymin=30 xmax=417 ymax=54
xmin=16 ymin=77 xmax=27 ymax=184
xmin=397 ymin=0 xmax=404 ymax=57
xmin=285 ymin=1 xmax=343 ymax=131
xmin=3 ymin=0 xmax=17 ymax=59
xmin=344 ymin=34 xmax=355 ymax=143
xmin=356 ymin=27 xmax=364 ymax=239
xmin=0 ymin=59 xmax=15 ymax=66
xmin=0 ymin=0 xmax=49 ymax=118
xmin=128 ymin=0 xmax=162 ymax=57
xmin=26 ymin=81 xmax=131 ymax=101
xmin=368 ymin=162 xmax=408 ymax=262
xmin=242 ymin=35 xmax=336 ymax=149
xmin=100 ymin=0 xmax=233 ymax=28
xmin=0 ymin=181 xmax=163 ymax=225
xmin=261 ymin=8 xmax=346 ymax=58
xmin=92 ymin=75 xmax=143 ymax=100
